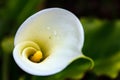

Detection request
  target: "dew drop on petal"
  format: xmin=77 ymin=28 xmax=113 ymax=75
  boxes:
xmin=54 ymin=31 xmax=57 ymax=36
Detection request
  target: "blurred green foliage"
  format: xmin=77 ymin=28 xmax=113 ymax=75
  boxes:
xmin=81 ymin=18 xmax=120 ymax=79
xmin=1 ymin=37 xmax=14 ymax=54
xmin=0 ymin=0 xmax=120 ymax=80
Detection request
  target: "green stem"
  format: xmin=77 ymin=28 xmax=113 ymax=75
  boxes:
xmin=2 ymin=53 xmax=10 ymax=80
xmin=80 ymin=54 xmax=94 ymax=69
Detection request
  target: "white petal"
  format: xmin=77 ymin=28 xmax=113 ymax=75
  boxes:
xmin=13 ymin=8 xmax=84 ymax=76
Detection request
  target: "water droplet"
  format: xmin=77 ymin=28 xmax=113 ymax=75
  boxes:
xmin=47 ymin=27 xmax=50 ymax=30
xmin=49 ymin=36 xmax=51 ymax=39
xmin=54 ymin=31 xmax=57 ymax=36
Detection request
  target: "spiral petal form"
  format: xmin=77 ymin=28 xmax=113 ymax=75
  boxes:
xmin=13 ymin=8 xmax=84 ymax=76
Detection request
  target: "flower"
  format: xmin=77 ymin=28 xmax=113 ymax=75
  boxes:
xmin=13 ymin=8 xmax=85 ymax=76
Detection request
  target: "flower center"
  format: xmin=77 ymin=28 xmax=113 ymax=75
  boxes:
xmin=29 ymin=50 xmax=43 ymax=63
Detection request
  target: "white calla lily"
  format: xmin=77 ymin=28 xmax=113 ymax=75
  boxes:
xmin=13 ymin=8 xmax=87 ymax=76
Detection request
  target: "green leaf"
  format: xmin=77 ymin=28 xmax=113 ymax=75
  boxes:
xmin=81 ymin=18 xmax=120 ymax=78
